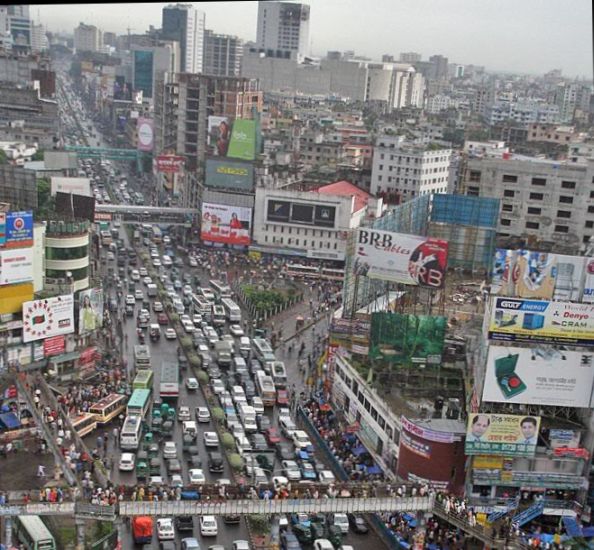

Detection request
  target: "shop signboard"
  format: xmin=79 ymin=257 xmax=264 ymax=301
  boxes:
xmin=201 ymin=202 xmax=251 ymax=246
xmin=465 ymin=413 xmax=541 ymax=457
xmin=482 ymin=345 xmax=594 ymax=408
xmin=487 ymin=297 xmax=594 ymax=346
xmin=0 ymin=248 xmax=33 ymax=286
xmin=354 ymin=229 xmax=448 ymax=289
xmin=400 ymin=431 xmax=431 ymax=459
xmin=155 ymin=155 xmax=185 ymax=173
xmin=44 ymin=335 xmax=65 ymax=357
xmin=401 ymin=416 xmax=461 ymax=443
xmin=22 ymin=294 xmax=75 ymax=343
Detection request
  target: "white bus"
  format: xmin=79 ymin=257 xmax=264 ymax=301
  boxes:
xmin=255 ymin=371 xmax=276 ymax=407
xmin=160 ymin=362 xmax=180 ymax=398
xmin=209 ymin=279 xmax=233 ymax=300
xmin=252 ymin=338 xmax=276 ymax=363
xmin=212 ymin=304 xmax=226 ymax=326
xmin=192 ymin=293 xmax=212 ymax=319
xmin=120 ymin=415 xmax=143 ymax=450
xmin=221 ymin=298 xmax=242 ymax=322
xmin=286 ymin=264 xmax=319 ymax=279
xmin=199 ymin=287 xmax=217 ymax=302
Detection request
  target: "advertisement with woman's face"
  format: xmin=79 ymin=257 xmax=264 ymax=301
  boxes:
xmin=201 ymin=202 xmax=252 ymax=246
xmin=79 ymin=288 xmax=104 ymax=335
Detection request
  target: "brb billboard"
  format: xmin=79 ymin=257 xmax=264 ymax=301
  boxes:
xmin=22 ymin=294 xmax=75 ymax=343
xmin=487 ymin=297 xmax=594 ymax=346
xmin=354 ymin=229 xmax=448 ymax=289
xmin=369 ymin=312 xmax=446 ymax=365
xmin=482 ymin=345 xmax=594 ymax=408
xmin=201 ymin=202 xmax=251 ymax=246
xmin=465 ymin=413 xmax=541 ymax=457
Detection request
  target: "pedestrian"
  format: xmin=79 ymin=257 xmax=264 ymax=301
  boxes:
xmin=37 ymin=464 xmax=46 ymax=477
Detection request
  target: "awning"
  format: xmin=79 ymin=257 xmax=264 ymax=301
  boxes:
xmin=0 ymin=412 xmax=21 ymax=430
xmin=48 ymin=351 xmax=81 ymax=364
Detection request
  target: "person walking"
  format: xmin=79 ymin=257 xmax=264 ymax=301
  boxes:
xmin=37 ymin=464 xmax=46 ymax=478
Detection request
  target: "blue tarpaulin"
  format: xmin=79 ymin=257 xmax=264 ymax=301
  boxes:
xmin=0 ymin=412 xmax=20 ymax=430
xmin=581 ymin=527 xmax=594 ymax=538
xmin=352 ymin=444 xmax=367 ymax=456
xmin=366 ymin=464 xmax=382 ymax=475
xmin=563 ymin=517 xmax=583 ymax=538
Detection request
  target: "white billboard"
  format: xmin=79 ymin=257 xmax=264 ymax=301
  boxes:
xmin=482 ymin=345 xmax=594 ymax=408
xmin=0 ymin=248 xmax=34 ymax=286
xmin=582 ymin=258 xmax=594 ymax=303
xmin=50 ymin=177 xmax=91 ymax=197
xmin=201 ymin=202 xmax=251 ymax=246
xmin=354 ymin=229 xmax=448 ymax=289
xmin=22 ymin=294 xmax=75 ymax=343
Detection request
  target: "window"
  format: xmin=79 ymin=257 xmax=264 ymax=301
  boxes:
xmin=467 ymin=186 xmax=479 ymax=196
xmin=527 ymin=207 xmax=541 ymax=215
xmin=501 ymin=219 xmax=511 ymax=226
xmin=559 ymin=196 xmax=573 ymax=204
xmin=502 ymin=204 xmax=513 ymax=212
xmin=503 ymin=190 xmax=515 ymax=198
xmin=469 ymin=170 xmax=481 ymax=182
xmin=588 ymin=206 xmax=594 ymax=213
xmin=557 ymin=210 xmax=571 ymax=218
xmin=531 ymin=177 xmax=547 ymax=186
xmin=502 ymin=174 xmax=518 ymax=183
xmin=586 ymin=221 xmax=594 ymax=229
xmin=530 ymin=193 xmax=544 ymax=200
xmin=561 ymin=181 xmax=576 ymax=189
xmin=526 ymin=221 xmax=540 ymax=229
xmin=555 ymin=225 xmax=569 ymax=233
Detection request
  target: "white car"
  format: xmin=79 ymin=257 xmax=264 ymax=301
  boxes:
xmin=182 ymin=320 xmax=195 ymax=333
xmin=318 ymin=470 xmax=336 ymax=484
xmin=188 ymin=256 xmax=198 ymax=267
xmin=125 ymin=295 xmax=135 ymax=306
xmin=229 ymin=324 xmax=244 ymax=337
xmin=232 ymin=540 xmax=250 ymax=550
xmin=200 ymin=515 xmax=218 ymax=537
xmin=139 ymin=267 xmax=148 ymax=277
xmin=234 ymin=434 xmax=252 ymax=455
xmin=163 ymin=441 xmax=178 ymax=459
xmin=170 ymin=474 xmax=183 ymax=488
xmin=203 ymin=432 xmax=219 ymax=447
xmin=282 ymin=460 xmax=302 ymax=481
xmin=150 ymin=249 xmax=159 ymax=258
xmin=118 ymin=452 xmax=135 ymax=471
xmin=153 ymin=301 xmax=164 ymax=312
xmin=183 ymin=285 xmax=193 ymax=296
xmin=134 ymin=289 xmax=144 ymax=300
xmin=163 ymin=235 xmax=171 ymax=245
xmin=292 ymin=430 xmax=312 ymax=450
xmin=143 ymin=276 xmax=152 ymax=286
xmin=196 ymin=407 xmax=211 ymax=423
xmin=157 ymin=518 xmax=175 ymax=541
xmin=188 ymin=468 xmax=206 ymax=485
xmin=178 ymin=406 xmax=191 ymax=422
xmin=192 ymin=314 xmax=203 ymax=326
xmin=333 ymin=513 xmax=349 ymax=534
xmin=130 ymin=270 xmax=140 ymax=281
xmin=165 ymin=328 xmax=177 ymax=340
xmin=211 ymin=379 xmax=225 ymax=395
xmin=186 ymin=377 xmax=199 ymax=391
xmin=251 ymin=397 xmax=264 ymax=416
xmin=152 ymin=258 xmax=162 ymax=267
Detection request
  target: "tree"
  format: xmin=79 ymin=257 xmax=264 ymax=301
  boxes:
xmin=32 ymin=150 xmax=44 ymax=161
xmin=0 ymin=150 xmax=7 ymax=165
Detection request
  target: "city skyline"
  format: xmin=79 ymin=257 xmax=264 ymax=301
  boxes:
xmin=36 ymin=0 xmax=593 ymax=78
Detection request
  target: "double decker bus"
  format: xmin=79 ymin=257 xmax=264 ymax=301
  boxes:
xmin=221 ymin=298 xmax=242 ymax=322
xmin=321 ymin=267 xmax=345 ymax=282
xmin=255 ymin=371 xmax=277 ymax=407
xmin=126 ymin=389 xmax=152 ymax=418
xmin=15 ymin=515 xmax=57 ymax=550
xmin=209 ymin=279 xmax=233 ymax=300
xmin=70 ymin=412 xmax=98 ymax=437
xmin=286 ymin=263 xmax=319 ymax=279
xmin=191 ymin=293 xmax=212 ymax=320
xmin=132 ymin=370 xmax=154 ymax=390
xmin=89 ymin=393 xmax=127 ymax=425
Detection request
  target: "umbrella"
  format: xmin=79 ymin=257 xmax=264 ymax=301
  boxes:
xmin=319 ymin=403 xmax=332 ymax=412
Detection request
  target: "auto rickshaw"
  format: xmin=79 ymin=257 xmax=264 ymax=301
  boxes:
xmin=256 ymin=454 xmax=273 ymax=472
xmin=160 ymin=403 xmax=171 ymax=418
xmin=136 ymin=449 xmax=148 ymax=464
xmin=149 ymin=457 xmax=162 ymax=475
xmin=293 ymin=524 xmax=313 ymax=545
xmin=152 ymin=408 xmax=161 ymax=421
xmin=327 ymin=525 xmax=343 ymax=547
xmin=136 ymin=460 xmax=149 ymax=480
xmin=151 ymin=417 xmax=163 ymax=435
xmin=142 ymin=433 xmax=153 ymax=450
xmin=162 ymin=420 xmax=174 ymax=437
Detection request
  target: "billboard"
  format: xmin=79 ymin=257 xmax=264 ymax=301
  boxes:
xmin=0 ymin=212 xmax=5 ymax=246
xmin=582 ymin=258 xmax=594 ymax=303
xmin=50 ymin=177 xmax=91 ymax=197
xmin=44 ymin=335 xmax=65 ymax=357
xmin=208 ymin=116 xmax=257 ymax=161
xmin=5 ymin=211 xmax=33 ymax=248
xmin=465 ymin=413 xmax=541 ymax=457
xmin=487 ymin=297 xmax=594 ymax=346
xmin=205 ymin=159 xmax=254 ymax=192
xmin=155 ymin=155 xmax=185 ymax=173
xmin=266 ymin=200 xmax=337 ymax=229
xmin=482 ymin=345 xmax=594 ymax=408
xmin=0 ymin=282 xmax=33 ymax=315
xmin=492 ymin=249 xmax=585 ymax=301
xmin=22 ymin=294 xmax=75 ymax=343
xmin=137 ymin=118 xmax=154 ymax=152
xmin=55 ymin=192 xmax=96 ymax=223
xmin=355 ymin=229 xmax=448 ymax=289
xmin=113 ymin=76 xmax=132 ymax=101
xmin=0 ymin=248 xmax=33 ymax=286
xmin=79 ymin=288 xmax=104 ymax=335
xmin=369 ymin=312 xmax=446 ymax=365
xmin=201 ymin=202 xmax=252 ymax=246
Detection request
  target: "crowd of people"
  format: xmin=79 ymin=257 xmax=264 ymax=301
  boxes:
xmin=56 ymin=375 xmax=128 ymax=417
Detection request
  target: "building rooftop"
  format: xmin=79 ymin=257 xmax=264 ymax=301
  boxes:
xmin=412 ymin=417 xmax=466 ymax=435
xmin=314 ymin=180 xmax=371 ymax=213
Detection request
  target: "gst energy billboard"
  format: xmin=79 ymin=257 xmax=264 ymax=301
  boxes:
xmin=0 ymin=248 xmax=33 ymax=286
xmin=79 ymin=288 xmax=104 ymax=335
xmin=465 ymin=413 xmax=541 ymax=457
xmin=22 ymin=294 xmax=75 ymax=343
xmin=482 ymin=345 xmax=594 ymax=408
xmin=205 ymin=159 xmax=254 ymax=192
xmin=487 ymin=297 xmax=594 ymax=346
xmin=369 ymin=312 xmax=446 ymax=365
xmin=201 ymin=202 xmax=251 ymax=246
xmin=355 ymin=229 xmax=448 ymax=289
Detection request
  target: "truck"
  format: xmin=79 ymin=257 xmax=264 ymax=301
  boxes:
xmin=214 ymin=340 xmax=233 ymax=368
xmin=134 ymin=345 xmax=151 ymax=369
xmin=132 ymin=516 xmax=153 ymax=544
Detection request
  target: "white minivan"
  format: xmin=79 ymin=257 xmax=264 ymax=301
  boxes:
xmin=162 ymin=255 xmax=173 ymax=267
xmin=239 ymin=337 xmax=251 ymax=358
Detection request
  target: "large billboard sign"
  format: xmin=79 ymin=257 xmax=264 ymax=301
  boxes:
xmin=369 ymin=312 xmax=446 ymax=365
xmin=155 ymin=155 xmax=185 ymax=173
xmin=205 ymin=159 xmax=254 ymax=192
xmin=201 ymin=202 xmax=251 ymax=246
xmin=0 ymin=248 xmax=33 ymax=286
xmin=137 ymin=118 xmax=154 ymax=152
xmin=22 ymin=294 xmax=75 ymax=343
xmin=487 ymin=297 xmax=594 ymax=346
xmin=492 ymin=249 xmax=585 ymax=301
xmin=50 ymin=177 xmax=91 ymax=197
xmin=482 ymin=345 xmax=594 ymax=408
xmin=354 ymin=229 xmax=448 ymax=289
xmin=465 ymin=413 xmax=541 ymax=457
xmin=79 ymin=288 xmax=104 ymax=335
xmin=4 ymin=211 xmax=33 ymax=248
xmin=208 ymin=116 xmax=257 ymax=161
xmin=266 ymin=200 xmax=337 ymax=229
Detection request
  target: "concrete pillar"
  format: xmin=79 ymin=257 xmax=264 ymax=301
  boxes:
xmin=75 ymin=519 xmax=86 ymax=550
xmin=115 ymin=518 xmax=126 ymax=547
xmin=4 ymin=516 xmax=13 ymax=548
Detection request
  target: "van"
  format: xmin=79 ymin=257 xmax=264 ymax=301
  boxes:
xmin=147 ymin=283 xmax=158 ymax=298
xmin=239 ymin=337 xmax=251 ymax=358
xmin=162 ymin=255 xmax=173 ymax=267
xmin=233 ymin=356 xmax=247 ymax=372
xmin=183 ymin=421 xmax=197 ymax=439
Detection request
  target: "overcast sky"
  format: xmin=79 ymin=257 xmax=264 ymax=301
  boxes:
xmin=36 ymin=1 xmax=593 ymax=78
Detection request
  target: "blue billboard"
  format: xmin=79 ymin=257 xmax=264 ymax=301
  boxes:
xmin=5 ymin=211 xmax=33 ymax=248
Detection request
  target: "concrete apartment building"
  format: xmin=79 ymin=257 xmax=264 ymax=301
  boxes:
xmin=203 ymin=30 xmax=243 ymax=77
xmin=161 ymin=3 xmax=205 ymax=74
xmin=526 ymin=123 xmax=584 ymax=145
xmin=73 ymin=22 xmax=102 ymax=53
xmin=370 ymin=135 xmax=452 ymax=202
xmin=484 ymin=101 xmax=560 ymax=126
xmin=462 ymin=155 xmax=594 ymax=246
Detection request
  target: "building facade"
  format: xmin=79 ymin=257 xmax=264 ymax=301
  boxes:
xmin=73 ymin=22 xmax=102 ymax=53
xmin=161 ymin=3 xmax=205 ymax=74
xmin=203 ymin=30 xmax=243 ymax=77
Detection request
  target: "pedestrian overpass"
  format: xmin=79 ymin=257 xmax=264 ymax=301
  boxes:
xmin=65 ymin=145 xmax=140 ymax=161
xmin=95 ymin=204 xmax=198 ymax=226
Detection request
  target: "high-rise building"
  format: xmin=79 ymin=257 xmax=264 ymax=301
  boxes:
xmin=256 ymin=1 xmax=310 ymax=61
xmin=399 ymin=52 xmax=422 ymax=63
xmin=30 ymin=22 xmax=47 ymax=53
xmin=0 ymin=7 xmax=12 ymax=49
xmin=428 ymin=54 xmax=449 ymax=80
xmin=203 ymin=30 xmax=243 ymax=77
xmin=161 ymin=3 xmax=205 ymax=74
xmin=7 ymin=4 xmax=31 ymax=50
xmin=132 ymin=43 xmax=180 ymax=100
xmin=73 ymin=22 xmax=102 ymax=53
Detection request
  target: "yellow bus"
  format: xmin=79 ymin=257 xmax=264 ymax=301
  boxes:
xmin=70 ymin=412 xmax=98 ymax=437
xmin=133 ymin=370 xmax=154 ymax=390
xmin=89 ymin=393 xmax=127 ymax=425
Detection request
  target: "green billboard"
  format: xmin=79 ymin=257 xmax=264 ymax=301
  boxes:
xmin=205 ymin=159 xmax=254 ymax=192
xmin=369 ymin=312 xmax=446 ymax=366
xmin=227 ymin=119 xmax=257 ymax=161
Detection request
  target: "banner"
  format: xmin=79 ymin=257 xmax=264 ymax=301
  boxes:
xmin=482 ymin=345 xmax=594 ymax=408
xmin=137 ymin=118 xmax=154 ymax=152
xmin=205 ymin=159 xmax=254 ymax=192
xmin=549 ymin=430 xmax=581 ymax=449
xmin=208 ymin=116 xmax=230 ymax=157
xmin=22 ymin=294 xmax=75 ymax=343
xmin=44 ymin=335 xmax=65 ymax=357
xmin=583 ymin=259 xmax=594 ymax=303
xmin=201 ymin=202 xmax=251 ymax=246
xmin=401 ymin=416 xmax=461 ymax=443
xmin=0 ymin=248 xmax=34 ymax=286
xmin=355 ymin=229 xmax=448 ymax=289
xmin=5 ymin=211 xmax=33 ymax=248
xmin=79 ymin=288 xmax=104 ymax=335
xmin=369 ymin=312 xmax=446 ymax=365
xmin=400 ymin=431 xmax=431 ymax=459
xmin=487 ymin=297 xmax=594 ymax=346
xmin=465 ymin=413 xmax=541 ymax=457
xmin=155 ymin=155 xmax=185 ymax=173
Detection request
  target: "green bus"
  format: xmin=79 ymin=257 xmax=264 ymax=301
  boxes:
xmin=126 ymin=388 xmax=152 ymax=419
xmin=133 ymin=370 xmax=154 ymax=391
xmin=15 ymin=515 xmax=57 ymax=550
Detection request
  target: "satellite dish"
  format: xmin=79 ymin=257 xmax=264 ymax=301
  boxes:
xmin=540 ymin=217 xmax=552 ymax=226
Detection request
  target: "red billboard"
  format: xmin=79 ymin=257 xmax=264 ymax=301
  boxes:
xmin=44 ymin=335 xmax=65 ymax=357
xmin=155 ymin=155 xmax=185 ymax=173
xmin=201 ymin=202 xmax=252 ymax=247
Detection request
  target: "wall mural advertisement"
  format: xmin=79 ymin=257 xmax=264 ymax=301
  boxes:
xmin=465 ymin=413 xmax=541 ymax=457
xmin=354 ymin=229 xmax=448 ymax=289
xmin=369 ymin=312 xmax=446 ymax=366
xmin=487 ymin=297 xmax=594 ymax=346
xmin=201 ymin=202 xmax=251 ymax=246
xmin=482 ymin=345 xmax=594 ymax=408
xmin=22 ymin=294 xmax=75 ymax=343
